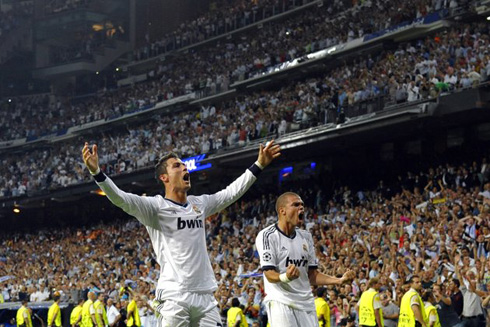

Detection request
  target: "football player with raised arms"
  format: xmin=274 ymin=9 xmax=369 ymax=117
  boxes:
xmin=82 ymin=140 xmax=281 ymax=327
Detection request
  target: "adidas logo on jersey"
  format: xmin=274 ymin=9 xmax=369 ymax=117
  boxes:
xmin=285 ymin=256 xmax=308 ymax=267
xmin=177 ymin=217 xmax=203 ymax=230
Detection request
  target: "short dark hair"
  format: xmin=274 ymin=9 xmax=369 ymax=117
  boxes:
xmin=452 ymin=278 xmax=460 ymax=288
xmin=275 ymin=192 xmax=300 ymax=215
xmin=154 ymin=152 xmax=180 ymax=185
xmin=316 ymin=287 xmax=327 ymax=298
xmin=231 ymin=298 xmax=240 ymax=307
xmin=421 ymin=289 xmax=432 ymax=302
xmin=407 ymin=275 xmax=420 ymax=284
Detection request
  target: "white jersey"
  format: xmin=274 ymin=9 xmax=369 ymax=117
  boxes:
xmin=255 ymin=224 xmax=319 ymax=311
xmin=96 ymin=169 xmax=258 ymax=298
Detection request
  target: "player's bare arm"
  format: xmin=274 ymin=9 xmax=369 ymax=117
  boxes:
xmin=264 ymin=264 xmax=300 ymax=283
xmin=308 ymin=269 xmax=355 ymax=286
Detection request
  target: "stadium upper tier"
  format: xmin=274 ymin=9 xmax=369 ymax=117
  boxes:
xmin=0 ymin=17 xmax=489 ymax=199
xmin=0 ymin=0 xmax=463 ymax=142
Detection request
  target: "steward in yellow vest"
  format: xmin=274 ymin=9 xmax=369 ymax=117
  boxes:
xmin=16 ymin=300 xmax=32 ymax=327
xmin=71 ymin=298 xmax=85 ymax=327
xmin=314 ymin=287 xmax=330 ymax=327
xmin=422 ymin=290 xmax=441 ymax=327
xmin=126 ymin=296 xmax=141 ymax=327
xmin=47 ymin=292 xmax=62 ymax=327
xmin=358 ymin=278 xmax=384 ymax=327
xmin=398 ymin=276 xmax=427 ymax=327
xmin=82 ymin=292 xmax=97 ymax=327
xmin=227 ymin=298 xmax=247 ymax=327
xmin=94 ymin=294 xmax=109 ymax=327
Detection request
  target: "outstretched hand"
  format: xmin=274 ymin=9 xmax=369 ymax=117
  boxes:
xmin=82 ymin=142 xmax=99 ymax=174
xmin=340 ymin=270 xmax=356 ymax=283
xmin=257 ymin=139 xmax=281 ymax=168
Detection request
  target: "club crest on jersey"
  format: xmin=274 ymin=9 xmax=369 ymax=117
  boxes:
xmin=303 ymin=243 xmax=308 ymax=252
xmin=192 ymin=205 xmax=202 ymax=214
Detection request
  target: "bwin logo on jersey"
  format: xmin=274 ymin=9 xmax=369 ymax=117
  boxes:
xmin=177 ymin=217 xmax=203 ymax=230
xmin=285 ymin=256 xmax=308 ymax=267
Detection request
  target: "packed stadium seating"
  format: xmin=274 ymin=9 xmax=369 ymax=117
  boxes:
xmin=1 ymin=1 xmax=490 ymax=326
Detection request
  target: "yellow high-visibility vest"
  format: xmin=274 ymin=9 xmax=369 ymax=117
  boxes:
xmin=70 ymin=305 xmax=83 ymax=325
xmin=399 ymin=290 xmax=426 ymax=327
xmin=227 ymin=307 xmax=247 ymax=327
xmin=16 ymin=306 xmax=32 ymax=327
xmin=359 ymin=289 xmax=383 ymax=326
xmin=94 ymin=300 xmax=109 ymax=327
xmin=315 ymin=297 xmax=330 ymax=327
xmin=425 ymin=303 xmax=441 ymax=327
xmin=126 ymin=300 xmax=140 ymax=327
xmin=48 ymin=302 xmax=62 ymax=327
xmin=82 ymin=299 xmax=94 ymax=327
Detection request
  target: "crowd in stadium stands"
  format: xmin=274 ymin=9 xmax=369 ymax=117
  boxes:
xmin=0 ymin=0 xmax=466 ymax=140
xmin=132 ymin=0 xmax=317 ymax=61
xmin=1 ymin=154 xmax=490 ymax=327
xmin=0 ymin=2 xmax=32 ymax=41
xmin=0 ymin=19 xmax=490 ymax=198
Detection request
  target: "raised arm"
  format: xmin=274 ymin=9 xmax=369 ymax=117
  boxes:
xmin=205 ymin=140 xmax=281 ymax=214
xmin=82 ymin=142 xmax=160 ymax=228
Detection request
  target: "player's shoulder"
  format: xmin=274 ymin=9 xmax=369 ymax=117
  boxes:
xmin=257 ymin=224 xmax=278 ymax=250
xmin=258 ymin=224 xmax=278 ymax=236
xmin=256 ymin=224 xmax=278 ymax=243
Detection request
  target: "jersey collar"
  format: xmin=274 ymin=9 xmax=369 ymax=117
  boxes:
xmin=275 ymin=223 xmax=296 ymax=239
xmin=164 ymin=198 xmax=188 ymax=207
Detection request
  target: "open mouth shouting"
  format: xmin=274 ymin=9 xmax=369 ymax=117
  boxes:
xmin=183 ymin=173 xmax=191 ymax=182
xmin=298 ymin=212 xmax=305 ymax=221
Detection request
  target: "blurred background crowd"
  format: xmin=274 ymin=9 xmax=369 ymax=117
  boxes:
xmin=0 ymin=0 xmax=489 ymax=326
xmin=2 ymin=153 xmax=490 ymax=326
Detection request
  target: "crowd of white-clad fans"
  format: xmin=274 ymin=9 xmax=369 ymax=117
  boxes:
xmin=0 ymin=18 xmax=489 ymax=199
xmin=1 ymin=153 xmax=490 ymax=326
xmin=1 ymin=0 xmax=475 ymax=142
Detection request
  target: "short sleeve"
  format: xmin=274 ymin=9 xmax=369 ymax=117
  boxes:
xmin=256 ymin=229 xmax=277 ymax=270
xmin=307 ymin=233 xmax=319 ymax=268
xmin=373 ymin=293 xmax=382 ymax=310
xmin=429 ymin=310 xmax=437 ymax=323
xmin=410 ymin=295 xmax=419 ymax=306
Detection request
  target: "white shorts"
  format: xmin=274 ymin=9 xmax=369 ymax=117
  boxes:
xmin=154 ymin=292 xmax=223 ymax=327
xmin=266 ymin=300 xmax=318 ymax=327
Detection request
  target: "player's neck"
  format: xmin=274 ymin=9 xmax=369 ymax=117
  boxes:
xmin=277 ymin=221 xmax=295 ymax=237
